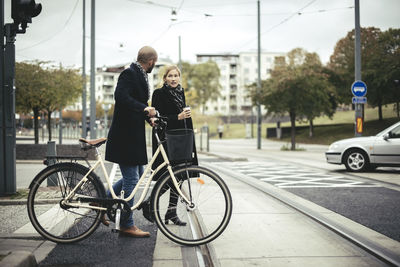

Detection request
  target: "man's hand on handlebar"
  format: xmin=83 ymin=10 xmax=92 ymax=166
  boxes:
xmin=150 ymin=117 xmax=158 ymax=127
xmin=144 ymin=107 xmax=156 ymax=117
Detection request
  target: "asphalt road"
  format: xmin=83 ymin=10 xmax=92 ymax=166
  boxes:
xmin=206 ymin=138 xmax=400 ymax=243
xmin=286 ymin=187 xmax=400 ymax=242
xmin=39 ymin=212 xmax=157 ymax=267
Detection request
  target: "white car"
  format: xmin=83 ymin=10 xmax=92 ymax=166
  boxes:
xmin=325 ymin=121 xmax=400 ymax=172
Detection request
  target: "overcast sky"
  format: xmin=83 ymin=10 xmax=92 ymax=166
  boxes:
xmin=4 ymin=0 xmax=400 ymax=68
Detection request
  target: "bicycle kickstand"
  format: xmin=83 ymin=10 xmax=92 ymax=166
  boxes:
xmin=111 ymin=191 xmax=124 ymax=233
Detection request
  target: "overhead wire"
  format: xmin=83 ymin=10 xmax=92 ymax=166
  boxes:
xmin=177 ymin=0 xmax=185 ymax=12
xmin=209 ymin=6 xmax=354 ymax=17
xmin=234 ymin=0 xmax=321 ymax=52
xmin=126 ymin=0 xmax=175 ymax=9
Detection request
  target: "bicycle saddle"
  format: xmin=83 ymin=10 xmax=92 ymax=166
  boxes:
xmin=79 ymin=137 xmax=107 ymax=148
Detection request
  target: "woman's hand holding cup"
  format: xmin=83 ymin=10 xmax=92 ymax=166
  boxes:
xmin=179 ymin=106 xmax=191 ymax=120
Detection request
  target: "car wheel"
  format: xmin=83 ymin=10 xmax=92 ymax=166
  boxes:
xmin=343 ymin=149 xmax=370 ymax=172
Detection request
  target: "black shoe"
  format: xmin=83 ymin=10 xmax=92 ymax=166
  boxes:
xmin=138 ymin=200 xmax=154 ymax=223
xmin=165 ymin=208 xmax=187 ymax=226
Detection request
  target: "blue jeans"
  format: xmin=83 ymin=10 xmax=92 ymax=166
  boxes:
xmin=107 ymin=164 xmax=144 ymax=227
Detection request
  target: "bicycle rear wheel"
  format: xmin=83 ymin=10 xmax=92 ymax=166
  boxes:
xmin=152 ymin=165 xmax=232 ymax=246
xmin=27 ymin=163 xmax=106 ymax=243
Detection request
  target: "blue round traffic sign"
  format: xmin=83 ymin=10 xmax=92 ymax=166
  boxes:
xmin=351 ymin=80 xmax=367 ymax=97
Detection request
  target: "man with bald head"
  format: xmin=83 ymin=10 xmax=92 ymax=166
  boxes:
xmin=105 ymin=46 xmax=158 ymax=237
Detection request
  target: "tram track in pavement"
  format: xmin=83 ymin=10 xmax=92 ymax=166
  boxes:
xmin=204 ymin=161 xmax=400 ymax=267
xmin=110 ymin=163 xmax=220 ymax=267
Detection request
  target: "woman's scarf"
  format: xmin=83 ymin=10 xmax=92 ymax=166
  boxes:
xmin=164 ymin=83 xmax=185 ymax=111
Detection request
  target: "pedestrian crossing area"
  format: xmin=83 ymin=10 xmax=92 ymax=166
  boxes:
xmin=214 ymin=161 xmax=379 ymax=188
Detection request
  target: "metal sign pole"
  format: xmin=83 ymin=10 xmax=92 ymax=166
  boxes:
xmin=354 ymin=0 xmax=363 ymax=136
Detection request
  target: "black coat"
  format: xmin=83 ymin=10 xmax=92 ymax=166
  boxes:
xmin=151 ymin=85 xmax=198 ymax=178
xmin=105 ymin=63 xmax=150 ymax=165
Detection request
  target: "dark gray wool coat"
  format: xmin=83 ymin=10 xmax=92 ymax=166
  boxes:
xmin=105 ymin=63 xmax=150 ymax=165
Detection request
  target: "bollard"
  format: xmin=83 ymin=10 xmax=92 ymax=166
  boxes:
xmin=206 ymin=125 xmax=209 ymax=152
xmin=46 ymin=141 xmax=58 ymax=186
xmin=199 ymin=128 xmax=203 ymax=152
xmin=276 ymin=121 xmax=282 ymax=139
xmin=245 ymin=123 xmax=252 ymax=139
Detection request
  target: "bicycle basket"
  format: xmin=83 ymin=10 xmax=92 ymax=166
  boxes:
xmin=165 ymin=129 xmax=194 ymax=162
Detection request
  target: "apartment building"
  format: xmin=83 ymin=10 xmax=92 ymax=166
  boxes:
xmin=68 ymin=51 xmax=286 ymax=117
xmin=196 ymin=50 xmax=286 ymax=116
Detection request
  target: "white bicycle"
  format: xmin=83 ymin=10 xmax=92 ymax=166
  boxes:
xmin=27 ymin=114 xmax=232 ymax=246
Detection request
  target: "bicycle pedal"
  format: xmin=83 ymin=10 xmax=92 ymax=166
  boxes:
xmin=111 ymin=229 xmax=120 ymax=233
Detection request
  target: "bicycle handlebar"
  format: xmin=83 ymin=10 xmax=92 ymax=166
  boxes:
xmin=153 ymin=112 xmax=168 ymax=131
xmin=144 ymin=109 xmax=168 ymax=131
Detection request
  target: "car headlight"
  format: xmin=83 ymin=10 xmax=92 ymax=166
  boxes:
xmin=329 ymin=143 xmax=339 ymax=151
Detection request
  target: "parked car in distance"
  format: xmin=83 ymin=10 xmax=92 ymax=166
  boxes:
xmin=325 ymin=121 xmax=400 ymax=172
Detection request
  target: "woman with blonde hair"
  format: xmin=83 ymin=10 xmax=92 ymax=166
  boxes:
xmin=138 ymin=65 xmax=198 ymax=225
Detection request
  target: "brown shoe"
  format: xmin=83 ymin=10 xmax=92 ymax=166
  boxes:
xmin=119 ymin=226 xmax=150 ymax=238
xmin=89 ymin=203 xmax=110 ymax=227
xmin=100 ymin=214 xmax=110 ymax=227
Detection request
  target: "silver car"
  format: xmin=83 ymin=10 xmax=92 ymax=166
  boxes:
xmin=325 ymin=121 xmax=400 ymax=172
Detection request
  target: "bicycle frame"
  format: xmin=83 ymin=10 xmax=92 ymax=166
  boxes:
xmin=63 ymin=135 xmax=191 ymax=211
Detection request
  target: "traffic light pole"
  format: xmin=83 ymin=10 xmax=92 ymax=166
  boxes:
xmin=0 ymin=22 xmax=17 ymax=196
xmin=1 ymin=0 xmax=42 ymax=196
xmin=0 ymin=0 xmax=6 ymax=195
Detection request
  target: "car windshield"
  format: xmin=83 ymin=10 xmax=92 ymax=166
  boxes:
xmin=376 ymin=122 xmax=400 ymax=137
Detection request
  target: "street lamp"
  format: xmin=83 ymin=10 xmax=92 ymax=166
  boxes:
xmin=171 ymin=9 xmax=177 ymax=21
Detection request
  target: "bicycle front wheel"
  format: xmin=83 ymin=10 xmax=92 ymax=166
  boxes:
xmin=27 ymin=163 xmax=106 ymax=243
xmin=152 ymin=165 xmax=232 ymax=246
